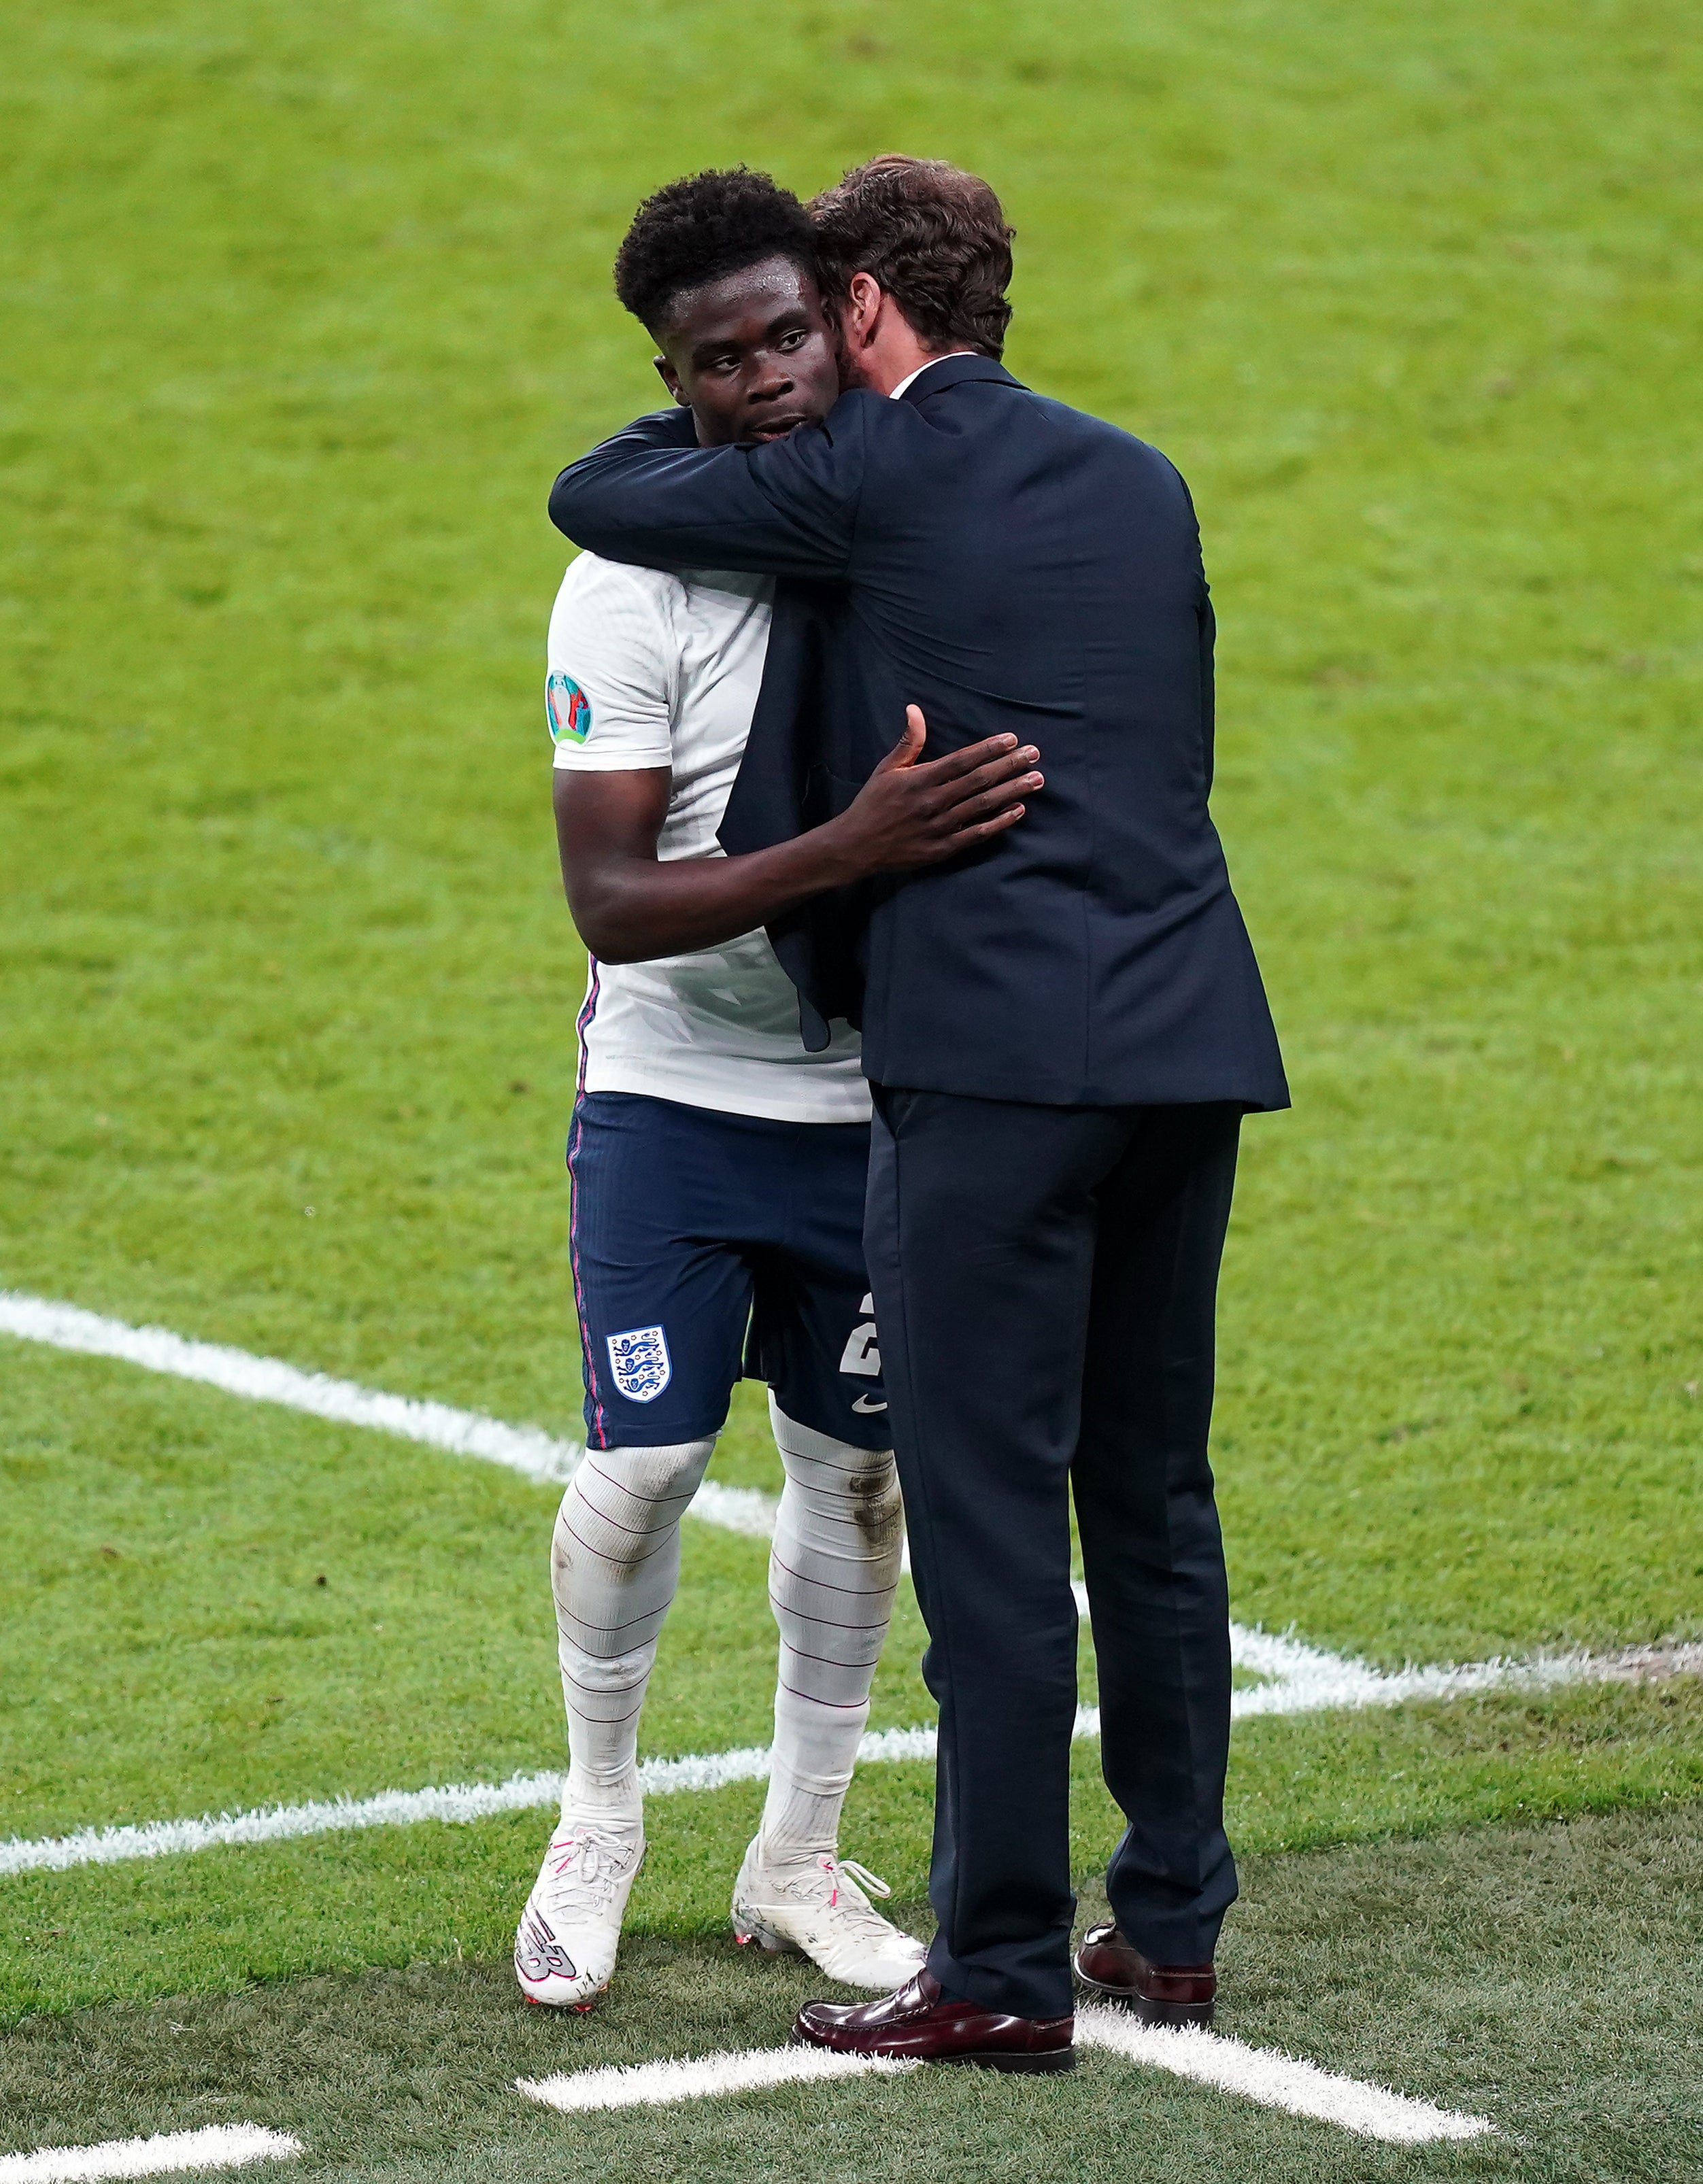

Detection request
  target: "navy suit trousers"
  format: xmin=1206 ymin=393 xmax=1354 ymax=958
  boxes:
xmin=864 ymin=1089 xmax=1243 ymax=2021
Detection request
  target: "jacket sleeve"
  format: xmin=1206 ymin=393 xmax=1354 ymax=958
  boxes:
xmin=547 ymin=396 xmax=869 ymax=581
xmin=1167 ymin=453 xmax=1216 ymax=798
xmin=1198 ymin=580 xmax=1216 ymax=797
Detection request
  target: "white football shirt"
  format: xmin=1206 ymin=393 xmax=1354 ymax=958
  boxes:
xmin=547 ymin=550 xmax=869 ymax=1124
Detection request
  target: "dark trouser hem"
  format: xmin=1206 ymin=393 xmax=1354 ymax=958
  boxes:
xmin=926 ymin=1937 xmax=1075 ymax=2024
xmin=1104 ymin=1896 xmax=1235 ymax=1973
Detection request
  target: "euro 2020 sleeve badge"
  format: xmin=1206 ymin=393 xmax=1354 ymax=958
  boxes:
xmin=606 ymin=1324 xmax=671 ymax=1403
xmin=546 ymin=670 xmax=592 ymax=746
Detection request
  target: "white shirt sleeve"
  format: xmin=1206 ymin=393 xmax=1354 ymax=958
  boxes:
xmin=545 ymin=552 xmax=677 ymax=773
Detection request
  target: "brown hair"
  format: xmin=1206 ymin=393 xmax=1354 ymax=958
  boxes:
xmin=809 ymin=155 xmax=1015 ymax=360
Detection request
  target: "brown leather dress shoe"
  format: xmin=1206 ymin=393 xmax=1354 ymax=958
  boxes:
xmin=1073 ymin=1923 xmax=1216 ymax=2026
xmin=792 ymin=1968 xmax=1075 ymax=2074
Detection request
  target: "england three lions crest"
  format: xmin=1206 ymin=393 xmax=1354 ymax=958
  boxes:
xmin=606 ymin=1323 xmax=671 ymax=1403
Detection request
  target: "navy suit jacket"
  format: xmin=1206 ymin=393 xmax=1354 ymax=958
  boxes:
xmin=550 ymin=355 xmax=1288 ymax=1111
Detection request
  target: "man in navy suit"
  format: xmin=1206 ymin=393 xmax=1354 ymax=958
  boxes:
xmin=550 ymin=155 xmax=1288 ymax=2072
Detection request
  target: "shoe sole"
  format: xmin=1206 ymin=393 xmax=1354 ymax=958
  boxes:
xmin=937 ymin=2046 xmax=1077 ymax=2075
xmin=522 ymin=1990 xmax=603 ymax=2014
xmin=735 ymin=1913 xmax=926 ymax=1991
xmin=790 ymin=2032 xmax=1075 ymax=2075
xmin=1073 ymin=1966 xmax=1214 ymax=2028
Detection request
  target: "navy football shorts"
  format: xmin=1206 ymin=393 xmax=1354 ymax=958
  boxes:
xmin=566 ymin=1090 xmax=890 ymax=1452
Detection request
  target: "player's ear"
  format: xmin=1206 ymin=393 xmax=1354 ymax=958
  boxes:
xmin=653 ymin=354 xmax=690 ymax=407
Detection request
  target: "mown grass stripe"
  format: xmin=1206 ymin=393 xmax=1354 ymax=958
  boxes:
xmin=0 ymin=2128 xmax=301 ymax=2184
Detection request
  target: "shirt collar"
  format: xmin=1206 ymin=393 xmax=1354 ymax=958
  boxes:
xmin=888 ymin=352 xmax=980 ymax=400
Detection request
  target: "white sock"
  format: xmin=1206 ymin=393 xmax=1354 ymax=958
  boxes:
xmin=760 ymin=1397 xmax=904 ymax=1862
xmin=550 ymin=1436 xmax=717 ymax=1819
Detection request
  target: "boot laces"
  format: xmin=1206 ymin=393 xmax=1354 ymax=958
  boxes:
xmin=824 ymin=1856 xmax=891 ymax=1910
xmin=779 ymin=1854 xmax=903 ymax=1940
xmin=539 ymin=1820 xmax=639 ymax=1919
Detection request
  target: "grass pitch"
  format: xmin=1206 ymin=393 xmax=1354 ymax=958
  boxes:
xmin=10 ymin=1807 xmax=1703 ymax=2183
xmin=3 ymin=0 xmax=1701 ymax=2175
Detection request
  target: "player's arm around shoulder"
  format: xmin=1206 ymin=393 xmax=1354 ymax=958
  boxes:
xmin=550 ymin=395 xmax=872 ymax=583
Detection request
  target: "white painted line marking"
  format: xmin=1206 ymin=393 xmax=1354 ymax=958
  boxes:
xmin=10 ymin=1626 xmax=1698 ymax=1877
xmin=1 ymin=1770 xmax=567 ymax=1877
xmin=0 ymin=1292 xmax=583 ymax=1487
xmin=0 ymin=1745 xmax=773 ymax=1877
xmin=0 ymin=1289 xmax=1615 ymax=1696
xmin=1076 ymin=2006 xmax=1493 ymax=2143
xmin=5 ymin=1287 xmax=1697 ymax=1881
xmin=517 ymin=2043 xmax=918 ymax=2115
xmin=0 ymin=2126 xmax=301 ymax=2184
xmin=1225 ymin=1628 xmax=1703 ymax=1715
xmin=854 ymin=1724 xmax=939 ymax=1766
xmin=0 ymin=1290 xmax=766 ymax=1536
xmin=0 ymin=1726 xmax=945 ymax=1877
xmin=516 ymin=2021 xmax=1487 ymax=2142
xmin=687 ymin=1481 xmax=779 ymax=1538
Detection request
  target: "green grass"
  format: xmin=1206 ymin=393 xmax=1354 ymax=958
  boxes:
xmin=3 ymin=0 xmax=1700 ymax=1648
xmin=0 ymin=1349 xmax=925 ymax=1845
xmin=10 ymin=1680 xmax=1703 ymax=2024
xmin=5 ymin=1329 xmax=1700 ymax=2026
xmin=9 ymin=1805 xmax=1703 ymax=2182
xmin=4 ymin=0 xmax=1703 ymax=2172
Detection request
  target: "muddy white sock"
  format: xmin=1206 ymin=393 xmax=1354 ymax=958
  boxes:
xmin=550 ymin=1437 xmax=716 ymax=1817
xmin=760 ymin=1397 xmax=903 ymax=1862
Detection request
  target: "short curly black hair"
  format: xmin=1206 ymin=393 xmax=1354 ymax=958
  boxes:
xmin=613 ymin=167 xmax=818 ymax=334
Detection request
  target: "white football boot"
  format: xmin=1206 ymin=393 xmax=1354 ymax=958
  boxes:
xmin=730 ymin=1835 xmax=928 ymax=1990
xmin=513 ymin=1808 xmax=645 ymax=2011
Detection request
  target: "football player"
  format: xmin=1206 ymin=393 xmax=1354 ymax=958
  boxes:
xmin=514 ymin=167 xmax=1042 ymax=2009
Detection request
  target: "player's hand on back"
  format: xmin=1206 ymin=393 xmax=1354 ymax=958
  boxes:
xmin=830 ymin=707 xmax=1041 ymax=877
xmin=551 ymin=705 xmax=1039 ymax=965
